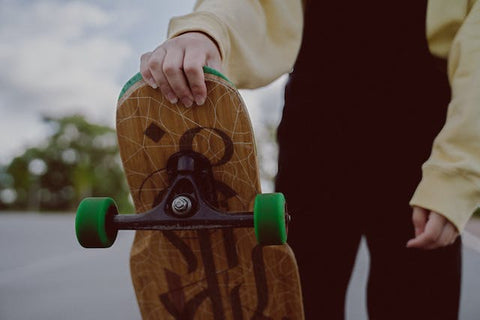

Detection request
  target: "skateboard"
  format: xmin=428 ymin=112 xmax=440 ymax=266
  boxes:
xmin=75 ymin=67 xmax=304 ymax=319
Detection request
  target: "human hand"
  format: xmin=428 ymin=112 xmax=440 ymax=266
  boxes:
xmin=406 ymin=206 xmax=459 ymax=249
xmin=140 ymin=32 xmax=222 ymax=107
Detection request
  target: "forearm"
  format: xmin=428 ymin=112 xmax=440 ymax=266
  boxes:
xmin=410 ymin=0 xmax=480 ymax=232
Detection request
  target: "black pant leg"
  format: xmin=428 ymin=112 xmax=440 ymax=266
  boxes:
xmin=277 ymin=164 xmax=364 ymax=320
xmin=364 ymin=181 xmax=461 ymax=320
xmin=286 ymin=207 xmax=363 ymax=319
xmin=366 ymin=226 xmax=461 ymax=319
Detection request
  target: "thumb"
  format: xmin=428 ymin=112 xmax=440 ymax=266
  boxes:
xmin=411 ymin=206 xmax=428 ymax=237
xmin=206 ymin=57 xmax=223 ymax=73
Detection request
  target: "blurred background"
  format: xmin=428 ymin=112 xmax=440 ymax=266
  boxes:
xmin=0 ymin=0 xmax=286 ymax=214
xmin=0 ymin=1 xmax=287 ymax=319
xmin=1 ymin=1 xmax=479 ymax=319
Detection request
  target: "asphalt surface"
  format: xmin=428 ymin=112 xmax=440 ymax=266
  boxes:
xmin=0 ymin=213 xmax=479 ymax=319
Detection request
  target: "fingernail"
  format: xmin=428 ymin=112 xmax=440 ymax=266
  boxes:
xmin=181 ymin=98 xmax=193 ymax=108
xmin=195 ymin=95 xmax=205 ymax=106
xmin=167 ymin=93 xmax=178 ymax=104
xmin=147 ymin=78 xmax=158 ymax=89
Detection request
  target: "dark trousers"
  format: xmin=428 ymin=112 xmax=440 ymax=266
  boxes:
xmin=284 ymin=199 xmax=462 ymax=320
xmin=275 ymin=70 xmax=461 ymax=318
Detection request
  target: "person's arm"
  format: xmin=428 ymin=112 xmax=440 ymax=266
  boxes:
xmin=407 ymin=0 xmax=480 ymax=249
xmin=140 ymin=0 xmax=303 ymax=107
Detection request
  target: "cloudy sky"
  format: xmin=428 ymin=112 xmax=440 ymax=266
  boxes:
xmin=0 ymin=0 xmax=287 ymax=176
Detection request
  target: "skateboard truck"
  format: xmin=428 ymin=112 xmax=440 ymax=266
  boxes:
xmin=114 ymin=151 xmax=256 ymax=230
xmin=76 ymin=151 xmax=289 ymax=248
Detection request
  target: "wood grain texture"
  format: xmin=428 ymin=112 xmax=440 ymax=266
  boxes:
xmin=117 ymin=73 xmax=303 ymax=319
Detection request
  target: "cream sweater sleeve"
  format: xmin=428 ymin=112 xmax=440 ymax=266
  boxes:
xmin=410 ymin=0 xmax=480 ymax=232
xmin=167 ymin=0 xmax=303 ymax=89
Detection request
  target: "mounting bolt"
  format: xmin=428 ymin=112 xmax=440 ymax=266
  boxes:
xmin=172 ymin=196 xmax=192 ymax=216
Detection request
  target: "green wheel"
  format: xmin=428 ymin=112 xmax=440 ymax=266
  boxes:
xmin=75 ymin=197 xmax=118 ymax=248
xmin=254 ymin=193 xmax=287 ymax=245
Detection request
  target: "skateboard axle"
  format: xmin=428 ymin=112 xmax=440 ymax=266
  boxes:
xmin=112 ymin=151 xmax=254 ymax=231
xmin=172 ymin=195 xmax=193 ymax=216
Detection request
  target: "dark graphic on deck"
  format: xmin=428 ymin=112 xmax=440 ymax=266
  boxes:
xmin=139 ymin=124 xmax=274 ymax=319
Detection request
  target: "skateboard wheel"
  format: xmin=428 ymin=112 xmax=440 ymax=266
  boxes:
xmin=75 ymin=197 xmax=118 ymax=248
xmin=254 ymin=193 xmax=287 ymax=245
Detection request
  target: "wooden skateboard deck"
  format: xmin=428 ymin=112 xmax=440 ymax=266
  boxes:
xmin=116 ymin=68 xmax=304 ymax=319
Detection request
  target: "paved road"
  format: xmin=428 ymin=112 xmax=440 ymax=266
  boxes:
xmin=0 ymin=213 xmax=479 ymax=319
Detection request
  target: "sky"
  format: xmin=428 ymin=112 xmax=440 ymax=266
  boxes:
xmin=0 ymin=0 xmax=288 ymax=188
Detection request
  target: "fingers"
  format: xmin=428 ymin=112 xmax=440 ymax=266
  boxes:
xmin=411 ymin=206 xmax=428 ymax=237
xmin=184 ymin=48 xmax=207 ymax=106
xmin=206 ymin=54 xmax=222 ymax=72
xmin=138 ymin=32 xmax=222 ymax=108
xmin=437 ymin=223 xmax=458 ymax=246
xmin=140 ymin=52 xmax=157 ymax=88
xmin=406 ymin=210 xmax=459 ymax=250
xmin=163 ymin=47 xmax=193 ymax=107
xmin=407 ymin=211 xmax=444 ymax=249
xmin=143 ymin=48 xmax=178 ymax=104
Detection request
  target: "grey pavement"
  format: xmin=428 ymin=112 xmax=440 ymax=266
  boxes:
xmin=0 ymin=213 xmax=479 ymax=319
xmin=0 ymin=213 xmax=139 ymax=320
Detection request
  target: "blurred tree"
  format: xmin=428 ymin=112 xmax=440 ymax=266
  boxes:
xmin=0 ymin=115 xmax=133 ymax=213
